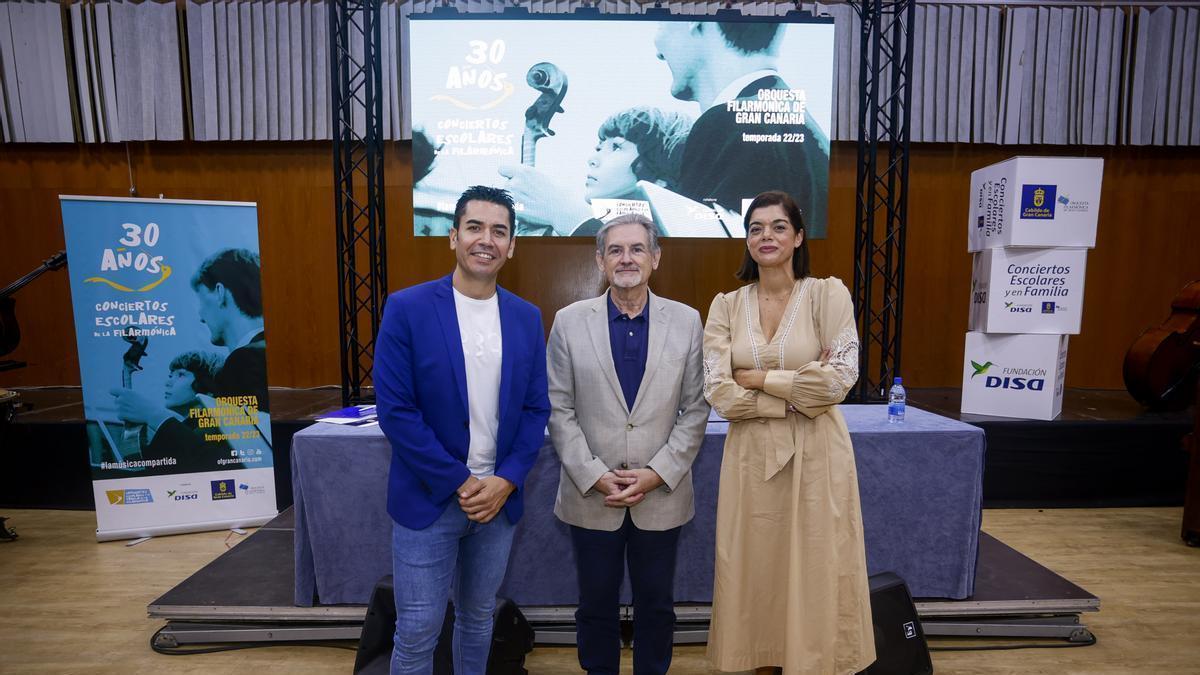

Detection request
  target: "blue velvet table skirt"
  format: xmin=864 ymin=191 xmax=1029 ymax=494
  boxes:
xmin=292 ymin=405 xmax=984 ymax=607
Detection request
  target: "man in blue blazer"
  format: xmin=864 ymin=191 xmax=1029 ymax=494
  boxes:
xmin=374 ymin=185 xmax=551 ymax=675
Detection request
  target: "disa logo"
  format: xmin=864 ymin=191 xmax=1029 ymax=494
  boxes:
xmin=986 ymin=376 xmax=1045 ymax=391
xmin=85 ymin=222 xmax=172 ymax=292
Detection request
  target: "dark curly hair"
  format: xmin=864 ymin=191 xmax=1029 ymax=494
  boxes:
xmin=597 ymin=107 xmax=692 ymax=191
xmin=167 ymin=351 xmax=225 ymax=396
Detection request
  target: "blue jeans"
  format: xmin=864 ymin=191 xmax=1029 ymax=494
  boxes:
xmin=391 ymin=504 xmax=516 ymax=675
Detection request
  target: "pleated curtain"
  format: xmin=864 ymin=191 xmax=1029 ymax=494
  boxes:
xmin=1 ymin=0 xmax=1198 ymax=145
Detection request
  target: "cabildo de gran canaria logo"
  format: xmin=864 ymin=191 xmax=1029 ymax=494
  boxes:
xmin=85 ymin=222 xmax=171 ymax=292
xmin=1019 ymin=184 xmax=1057 ymax=220
xmin=211 ymin=479 xmax=237 ymax=501
xmin=971 ymin=358 xmax=1047 ymax=391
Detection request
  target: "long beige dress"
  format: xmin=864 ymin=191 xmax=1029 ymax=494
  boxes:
xmin=702 ymin=276 xmax=875 ymax=675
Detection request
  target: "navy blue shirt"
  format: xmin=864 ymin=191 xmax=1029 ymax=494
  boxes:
xmin=607 ymin=293 xmax=649 ymax=411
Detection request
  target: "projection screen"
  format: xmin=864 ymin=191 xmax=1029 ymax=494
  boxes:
xmin=409 ymin=12 xmax=835 ymax=239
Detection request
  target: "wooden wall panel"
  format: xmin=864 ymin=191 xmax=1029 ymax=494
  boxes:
xmin=1 ymin=141 xmax=1197 ymax=391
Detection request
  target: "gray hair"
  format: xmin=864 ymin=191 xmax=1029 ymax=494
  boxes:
xmin=595 ymin=213 xmax=660 ymax=254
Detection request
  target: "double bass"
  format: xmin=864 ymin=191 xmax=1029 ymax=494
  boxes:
xmin=1123 ymin=280 xmax=1200 ymax=410
xmin=1123 ymin=280 xmax=1200 ymax=547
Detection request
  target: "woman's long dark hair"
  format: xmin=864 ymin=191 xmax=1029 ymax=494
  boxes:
xmin=735 ymin=191 xmax=811 ymax=282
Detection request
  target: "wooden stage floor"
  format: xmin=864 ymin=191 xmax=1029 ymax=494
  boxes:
xmin=0 ymin=507 xmax=1197 ymax=674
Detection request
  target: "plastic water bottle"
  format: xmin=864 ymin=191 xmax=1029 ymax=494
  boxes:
xmin=887 ymin=377 xmax=906 ymax=423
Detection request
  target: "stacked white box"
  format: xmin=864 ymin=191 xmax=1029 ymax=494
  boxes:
xmin=968 ymin=248 xmax=1088 ymax=334
xmin=960 ymin=157 xmax=1103 ymax=420
xmin=961 ymin=332 xmax=1068 ymax=420
xmin=968 ymin=156 xmax=1104 ymax=251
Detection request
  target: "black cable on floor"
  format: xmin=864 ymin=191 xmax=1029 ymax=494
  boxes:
xmin=929 ymin=631 xmax=1097 ymax=652
xmin=149 ymin=626 xmax=358 ymax=656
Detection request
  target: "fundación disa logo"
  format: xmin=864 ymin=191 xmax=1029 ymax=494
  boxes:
xmin=970 ymin=359 xmax=1047 ymax=391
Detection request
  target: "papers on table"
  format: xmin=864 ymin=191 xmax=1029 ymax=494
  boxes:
xmin=316 ymin=404 xmax=378 ymax=426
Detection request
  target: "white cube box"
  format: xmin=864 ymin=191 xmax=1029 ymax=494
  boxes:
xmin=969 ymin=247 xmax=1088 ymax=334
xmin=968 ymin=156 xmax=1104 ymax=251
xmin=961 ymin=332 xmax=1068 ymax=421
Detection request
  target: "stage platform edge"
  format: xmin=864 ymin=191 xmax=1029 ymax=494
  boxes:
xmin=148 ymin=507 xmax=1099 ymax=645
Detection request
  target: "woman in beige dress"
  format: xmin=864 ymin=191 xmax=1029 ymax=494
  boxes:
xmin=702 ymin=191 xmax=875 ymax=675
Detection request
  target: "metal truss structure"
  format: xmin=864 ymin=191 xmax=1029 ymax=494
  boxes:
xmin=849 ymin=0 xmax=916 ymax=402
xmin=331 ymin=0 xmax=387 ymax=405
xmin=327 ymin=1 xmax=913 ymax=404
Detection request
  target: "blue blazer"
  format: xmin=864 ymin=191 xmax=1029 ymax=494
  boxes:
xmin=375 ymin=274 xmax=551 ymax=530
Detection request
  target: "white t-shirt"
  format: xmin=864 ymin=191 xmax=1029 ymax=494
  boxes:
xmin=453 ymin=287 xmax=503 ymax=478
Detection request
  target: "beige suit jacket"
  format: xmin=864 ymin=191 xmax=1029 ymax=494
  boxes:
xmin=547 ymin=290 xmax=710 ymax=531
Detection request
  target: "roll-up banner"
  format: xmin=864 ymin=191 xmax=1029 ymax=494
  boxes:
xmin=60 ymin=196 xmax=277 ymax=541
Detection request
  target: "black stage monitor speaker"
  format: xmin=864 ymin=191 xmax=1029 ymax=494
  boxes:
xmin=858 ymin=572 xmax=933 ymax=675
xmin=353 ymin=575 xmax=534 ymax=675
xmin=354 ymin=575 xmax=397 ymax=675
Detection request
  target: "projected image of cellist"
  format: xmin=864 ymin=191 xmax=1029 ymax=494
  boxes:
xmin=103 ymin=349 xmax=241 ymax=473
xmin=98 ymin=248 xmax=269 ymax=474
xmin=86 ymin=329 xmax=152 ymax=469
xmin=500 ymin=106 xmax=694 ymax=236
xmin=408 ymin=18 xmax=835 ymax=238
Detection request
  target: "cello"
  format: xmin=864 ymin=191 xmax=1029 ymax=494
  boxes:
xmin=117 ymin=330 xmax=150 ymax=460
xmin=519 ymin=62 xmax=567 ymax=168
xmin=515 ymin=62 xmax=567 ymax=237
xmin=1122 ymin=280 xmax=1200 ymax=410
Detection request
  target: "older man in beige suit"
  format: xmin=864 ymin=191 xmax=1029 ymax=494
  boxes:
xmin=547 ymin=213 xmax=710 ymax=675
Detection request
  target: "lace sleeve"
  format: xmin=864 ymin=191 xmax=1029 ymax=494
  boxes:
xmin=825 ymin=325 xmax=860 ymax=400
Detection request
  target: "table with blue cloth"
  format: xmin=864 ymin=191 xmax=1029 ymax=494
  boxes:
xmin=292 ymin=405 xmax=984 ymax=607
